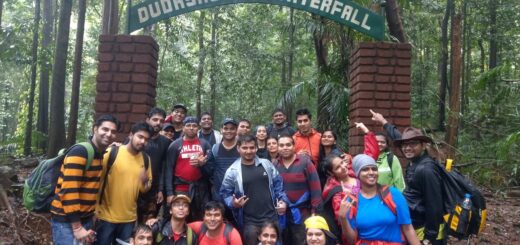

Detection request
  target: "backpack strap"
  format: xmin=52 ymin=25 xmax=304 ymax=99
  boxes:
xmin=387 ymin=152 xmax=394 ymax=170
xmin=98 ymin=145 xmax=119 ymax=204
xmin=323 ymin=186 xmax=342 ymax=203
xmin=142 ymin=151 xmax=150 ymax=170
xmin=76 ymin=142 xmax=95 ymax=171
xmin=199 ymin=222 xmax=232 ymax=245
xmin=380 ymin=185 xmax=397 ymax=215
xmin=223 ymin=223 xmax=233 ymax=245
xmin=187 ymin=226 xmax=193 ymax=245
xmin=211 ymin=143 xmax=220 ymax=158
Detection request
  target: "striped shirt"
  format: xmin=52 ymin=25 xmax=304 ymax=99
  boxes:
xmin=51 ymin=142 xmax=104 ymax=222
xmin=275 ymin=154 xmax=322 ymax=217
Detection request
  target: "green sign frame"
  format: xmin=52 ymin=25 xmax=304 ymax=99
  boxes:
xmin=128 ymin=0 xmax=385 ymax=40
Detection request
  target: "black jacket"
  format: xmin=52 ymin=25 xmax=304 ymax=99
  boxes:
xmin=154 ymin=220 xmax=198 ymax=245
xmin=384 ymin=123 xmax=444 ymax=240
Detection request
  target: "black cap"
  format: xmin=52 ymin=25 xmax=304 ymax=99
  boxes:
xmin=172 ymin=103 xmax=188 ymax=112
xmin=183 ymin=116 xmax=198 ymax=125
xmin=162 ymin=123 xmax=174 ymax=131
xmin=222 ymin=118 xmax=238 ymax=126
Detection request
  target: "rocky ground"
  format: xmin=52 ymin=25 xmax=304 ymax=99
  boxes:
xmin=0 ymin=157 xmax=519 ymax=244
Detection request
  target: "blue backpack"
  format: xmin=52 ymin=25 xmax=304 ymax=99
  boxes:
xmin=23 ymin=142 xmax=94 ymax=212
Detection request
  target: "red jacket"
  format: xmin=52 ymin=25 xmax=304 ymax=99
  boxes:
xmin=293 ymin=128 xmax=321 ymax=166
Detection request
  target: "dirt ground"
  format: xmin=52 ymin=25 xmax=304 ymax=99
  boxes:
xmin=0 ymin=161 xmax=519 ymax=244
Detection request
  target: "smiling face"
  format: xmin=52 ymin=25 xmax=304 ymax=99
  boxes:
xmin=329 ymin=156 xmax=349 ymax=180
xmin=200 ymin=114 xmax=213 ymax=130
xmin=171 ymin=108 xmax=186 ymax=123
xmin=358 ymin=165 xmax=378 ymax=187
xmin=400 ymin=140 xmax=425 ymax=159
xmin=272 ymin=111 xmax=286 ymax=126
xmin=267 ymin=138 xmax=278 ymax=154
xmin=256 ymin=126 xmax=267 ymax=141
xmin=221 ymin=124 xmax=238 ymax=141
xmin=278 ymin=136 xmax=295 ymax=159
xmin=203 ymin=208 xmax=224 ymax=231
xmin=306 ymin=228 xmax=326 ymax=245
xmin=258 ymin=226 xmax=278 ymax=245
xmin=375 ymin=135 xmax=388 ymax=152
xmin=92 ymin=121 xmax=118 ymax=149
xmin=320 ymin=131 xmax=336 ymax=147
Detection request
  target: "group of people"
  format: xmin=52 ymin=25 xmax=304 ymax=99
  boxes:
xmin=50 ymin=104 xmax=447 ymax=245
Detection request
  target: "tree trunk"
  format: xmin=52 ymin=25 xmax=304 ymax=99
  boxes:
xmin=461 ymin=1 xmax=469 ymax=127
xmin=285 ymin=8 xmax=295 ymax=123
xmin=24 ymin=0 xmax=41 ymax=156
xmin=66 ymin=0 xmax=87 ymax=147
xmin=488 ymin=0 xmax=498 ymax=69
xmin=446 ymin=14 xmax=462 ymax=159
xmin=209 ymin=10 xmax=219 ymax=118
xmin=47 ymin=0 xmax=72 ymax=157
xmin=37 ymin=0 xmax=54 ymax=150
xmin=102 ymin=0 xmax=118 ymax=35
xmin=0 ymin=0 xmax=3 ymax=27
xmin=478 ymin=39 xmax=485 ymax=73
xmin=438 ymin=0 xmax=452 ymax=132
xmin=195 ymin=11 xmax=206 ymax=118
xmin=384 ymin=0 xmax=406 ymax=43
xmin=313 ymin=16 xmax=330 ymax=132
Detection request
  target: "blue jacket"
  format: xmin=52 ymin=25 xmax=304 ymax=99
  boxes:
xmin=219 ymin=157 xmax=289 ymax=230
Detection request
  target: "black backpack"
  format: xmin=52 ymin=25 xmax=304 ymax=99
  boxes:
xmin=316 ymin=185 xmax=342 ymax=240
xmin=436 ymin=164 xmax=487 ymax=239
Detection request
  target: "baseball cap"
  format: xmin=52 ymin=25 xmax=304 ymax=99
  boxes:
xmin=172 ymin=103 xmax=188 ymax=113
xmin=183 ymin=116 xmax=198 ymax=125
xmin=222 ymin=118 xmax=238 ymax=126
xmin=162 ymin=123 xmax=174 ymax=131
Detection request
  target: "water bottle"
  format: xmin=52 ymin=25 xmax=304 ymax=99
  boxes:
xmin=461 ymin=193 xmax=472 ymax=210
xmin=455 ymin=193 xmax=472 ymax=236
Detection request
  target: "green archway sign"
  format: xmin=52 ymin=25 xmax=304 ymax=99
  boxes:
xmin=128 ymin=0 xmax=385 ymax=40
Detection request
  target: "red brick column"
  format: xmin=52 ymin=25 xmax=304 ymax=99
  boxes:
xmin=348 ymin=42 xmax=412 ymax=155
xmin=95 ymin=35 xmax=158 ymax=141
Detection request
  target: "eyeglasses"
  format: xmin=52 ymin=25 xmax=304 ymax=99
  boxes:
xmin=173 ymin=110 xmax=186 ymax=115
xmin=172 ymin=202 xmax=189 ymax=208
xmin=401 ymin=141 xmax=421 ymax=148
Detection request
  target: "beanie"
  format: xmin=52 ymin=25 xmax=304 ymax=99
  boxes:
xmin=352 ymin=154 xmax=377 ymax=177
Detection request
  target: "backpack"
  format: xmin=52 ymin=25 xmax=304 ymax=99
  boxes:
xmin=348 ymin=185 xmax=397 ymax=220
xmin=98 ymin=145 xmax=150 ymax=204
xmin=154 ymin=223 xmax=196 ymax=245
xmin=199 ymin=222 xmax=233 ymax=245
xmin=316 ymin=186 xmax=343 ymax=239
xmin=23 ymin=142 xmax=95 ymax=212
xmin=437 ymin=164 xmax=487 ymax=239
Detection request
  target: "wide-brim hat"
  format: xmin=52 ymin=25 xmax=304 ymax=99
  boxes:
xmin=393 ymin=127 xmax=433 ymax=146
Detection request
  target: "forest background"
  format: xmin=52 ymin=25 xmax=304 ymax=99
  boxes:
xmin=0 ymin=0 xmax=519 ymax=190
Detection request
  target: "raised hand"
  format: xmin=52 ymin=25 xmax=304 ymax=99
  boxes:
xmin=232 ymin=194 xmax=249 ymax=208
xmin=370 ymin=109 xmax=388 ymax=125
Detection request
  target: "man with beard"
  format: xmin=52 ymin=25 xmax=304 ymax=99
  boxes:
xmin=145 ymin=194 xmax=198 ymax=245
xmin=138 ymin=108 xmax=171 ymax=223
xmin=164 ymin=116 xmax=211 ymax=221
xmin=198 ymin=112 xmax=222 ymax=146
xmin=189 ymin=201 xmax=242 ymax=245
xmin=165 ymin=103 xmax=188 ymax=140
xmin=266 ymin=108 xmax=296 ymax=139
xmin=95 ymin=122 xmax=153 ymax=244
xmin=50 ymin=115 xmax=120 ymax=245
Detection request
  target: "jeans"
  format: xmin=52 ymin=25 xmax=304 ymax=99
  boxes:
xmin=51 ymin=218 xmax=94 ymax=245
xmin=94 ymin=219 xmax=134 ymax=245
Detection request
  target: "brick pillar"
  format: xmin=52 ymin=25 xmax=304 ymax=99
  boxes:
xmin=95 ymin=35 xmax=158 ymax=141
xmin=348 ymin=42 xmax=412 ymax=155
